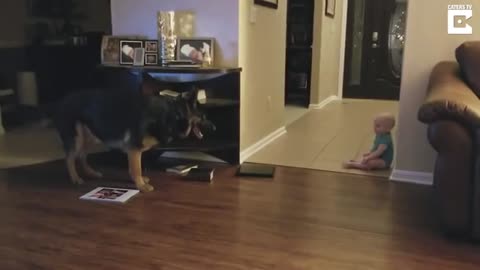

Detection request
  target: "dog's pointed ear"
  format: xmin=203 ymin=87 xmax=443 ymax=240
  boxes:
xmin=181 ymin=88 xmax=199 ymax=108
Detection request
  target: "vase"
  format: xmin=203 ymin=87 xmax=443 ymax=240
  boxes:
xmin=158 ymin=11 xmax=177 ymax=65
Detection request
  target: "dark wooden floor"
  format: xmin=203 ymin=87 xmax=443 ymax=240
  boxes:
xmin=0 ymin=155 xmax=479 ymax=270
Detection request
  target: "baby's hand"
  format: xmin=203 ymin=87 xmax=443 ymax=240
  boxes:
xmin=361 ymin=155 xmax=370 ymax=164
xmin=362 ymin=152 xmax=370 ymax=157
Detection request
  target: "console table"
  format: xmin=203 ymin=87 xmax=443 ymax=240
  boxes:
xmin=98 ymin=64 xmax=242 ymax=164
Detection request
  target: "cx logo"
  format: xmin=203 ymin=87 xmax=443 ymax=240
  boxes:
xmin=448 ymin=5 xmax=473 ymax=35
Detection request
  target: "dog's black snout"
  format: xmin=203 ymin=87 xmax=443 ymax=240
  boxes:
xmin=200 ymin=120 xmax=216 ymax=133
xmin=207 ymin=121 xmax=216 ymax=132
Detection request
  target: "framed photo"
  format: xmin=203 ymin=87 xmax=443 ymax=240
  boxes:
xmin=254 ymin=0 xmax=278 ymax=9
xmin=326 ymin=0 xmax=336 ymax=17
xmin=101 ymin=35 xmax=146 ymax=65
xmin=177 ymin=37 xmax=215 ymax=65
xmin=79 ymin=187 xmax=139 ymax=204
xmin=145 ymin=40 xmax=158 ymax=53
xmin=145 ymin=53 xmax=159 ymax=65
xmin=120 ymin=40 xmax=144 ymax=65
xmin=133 ymin=48 xmax=145 ymax=66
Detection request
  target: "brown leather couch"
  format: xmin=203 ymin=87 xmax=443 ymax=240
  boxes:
xmin=418 ymin=41 xmax=480 ymax=239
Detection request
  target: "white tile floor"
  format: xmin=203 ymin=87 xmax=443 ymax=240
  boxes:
xmin=248 ymin=99 xmax=399 ymax=178
xmin=284 ymin=105 xmax=309 ymax=126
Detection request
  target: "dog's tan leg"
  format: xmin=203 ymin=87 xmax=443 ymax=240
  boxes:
xmin=128 ymin=149 xmax=154 ymax=192
xmin=78 ymin=125 xmax=103 ymax=178
xmin=143 ymin=176 xmax=151 ymax=184
xmin=137 ymin=136 xmax=158 ymax=185
xmin=66 ymin=123 xmax=87 ymax=185
xmin=66 ymin=152 xmax=84 ymax=185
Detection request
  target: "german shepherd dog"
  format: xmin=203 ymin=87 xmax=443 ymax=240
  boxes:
xmin=54 ymin=88 xmax=215 ymax=192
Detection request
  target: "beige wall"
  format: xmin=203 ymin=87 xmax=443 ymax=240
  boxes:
xmin=311 ymin=0 xmax=345 ymax=104
xmin=395 ymin=0 xmax=480 ymax=173
xmin=239 ymin=2 xmax=287 ymax=150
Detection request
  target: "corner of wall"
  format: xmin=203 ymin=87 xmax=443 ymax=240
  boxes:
xmin=238 ymin=1 xmax=287 ymax=151
xmin=310 ymin=0 xmax=345 ymax=105
xmin=310 ymin=0 xmax=324 ymax=105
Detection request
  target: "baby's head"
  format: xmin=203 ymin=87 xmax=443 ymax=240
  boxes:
xmin=373 ymin=112 xmax=395 ymax=135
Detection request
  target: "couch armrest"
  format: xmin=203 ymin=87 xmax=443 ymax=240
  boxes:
xmin=418 ymin=61 xmax=480 ymax=128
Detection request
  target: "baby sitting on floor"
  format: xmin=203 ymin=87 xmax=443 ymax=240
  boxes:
xmin=343 ymin=112 xmax=395 ymax=170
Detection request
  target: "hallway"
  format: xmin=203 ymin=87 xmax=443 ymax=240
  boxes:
xmin=248 ymin=99 xmax=399 ymax=178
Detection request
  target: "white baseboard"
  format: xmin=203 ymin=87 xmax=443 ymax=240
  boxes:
xmin=309 ymin=95 xmax=339 ymax=109
xmin=390 ymin=170 xmax=433 ymax=185
xmin=240 ymin=126 xmax=287 ymax=163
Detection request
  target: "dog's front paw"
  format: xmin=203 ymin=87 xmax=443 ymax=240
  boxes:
xmin=137 ymin=183 xmax=154 ymax=193
xmin=86 ymin=170 xmax=103 ymax=179
xmin=142 ymin=176 xmax=150 ymax=184
xmin=71 ymin=177 xmax=85 ymax=185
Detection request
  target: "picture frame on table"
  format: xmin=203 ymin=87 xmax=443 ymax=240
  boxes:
xmin=145 ymin=53 xmax=159 ymax=65
xmin=101 ymin=35 xmax=146 ymax=65
xmin=145 ymin=40 xmax=159 ymax=53
xmin=133 ymin=48 xmax=145 ymax=66
xmin=254 ymin=0 xmax=278 ymax=9
xmin=325 ymin=0 xmax=336 ymax=17
xmin=119 ymin=40 xmax=144 ymax=65
xmin=176 ymin=37 xmax=215 ymax=65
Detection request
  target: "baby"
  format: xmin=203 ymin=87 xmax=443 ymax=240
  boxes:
xmin=343 ymin=112 xmax=395 ymax=170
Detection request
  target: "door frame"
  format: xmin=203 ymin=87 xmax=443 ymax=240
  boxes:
xmin=337 ymin=0 xmax=349 ymax=99
xmin=338 ymin=0 xmax=406 ymax=100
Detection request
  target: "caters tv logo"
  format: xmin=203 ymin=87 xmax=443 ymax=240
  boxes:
xmin=448 ymin=4 xmax=473 ymax=34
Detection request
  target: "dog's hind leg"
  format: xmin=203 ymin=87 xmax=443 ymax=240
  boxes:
xmin=79 ymin=153 xmax=103 ymax=179
xmin=66 ymin=152 xmax=84 ymax=185
xmin=66 ymin=123 xmax=87 ymax=185
xmin=78 ymin=125 xmax=103 ymax=179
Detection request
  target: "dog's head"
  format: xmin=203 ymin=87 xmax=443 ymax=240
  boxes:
xmin=174 ymin=89 xmax=216 ymax=139
xmin=146 ymin=89 xmax=216 ymax=144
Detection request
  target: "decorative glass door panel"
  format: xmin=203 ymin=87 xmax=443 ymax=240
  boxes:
xmin=343 ymin=0 xmax=406 ymax=100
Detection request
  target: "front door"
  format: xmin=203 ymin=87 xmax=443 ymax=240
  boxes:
xmin=343 ymin=0 xmax=407 ymax=100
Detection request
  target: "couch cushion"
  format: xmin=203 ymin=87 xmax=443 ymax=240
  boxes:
xmin=456 ymin=41 xmax=480 ymax=98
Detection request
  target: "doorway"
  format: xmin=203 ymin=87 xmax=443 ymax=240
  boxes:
xmin=282 ymin=0 xmax=314 ymax=128
xmin=343 ymin=0 xmax=407 ymax=100
xmin=284 ymin=0 xmax=314 ymax=108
